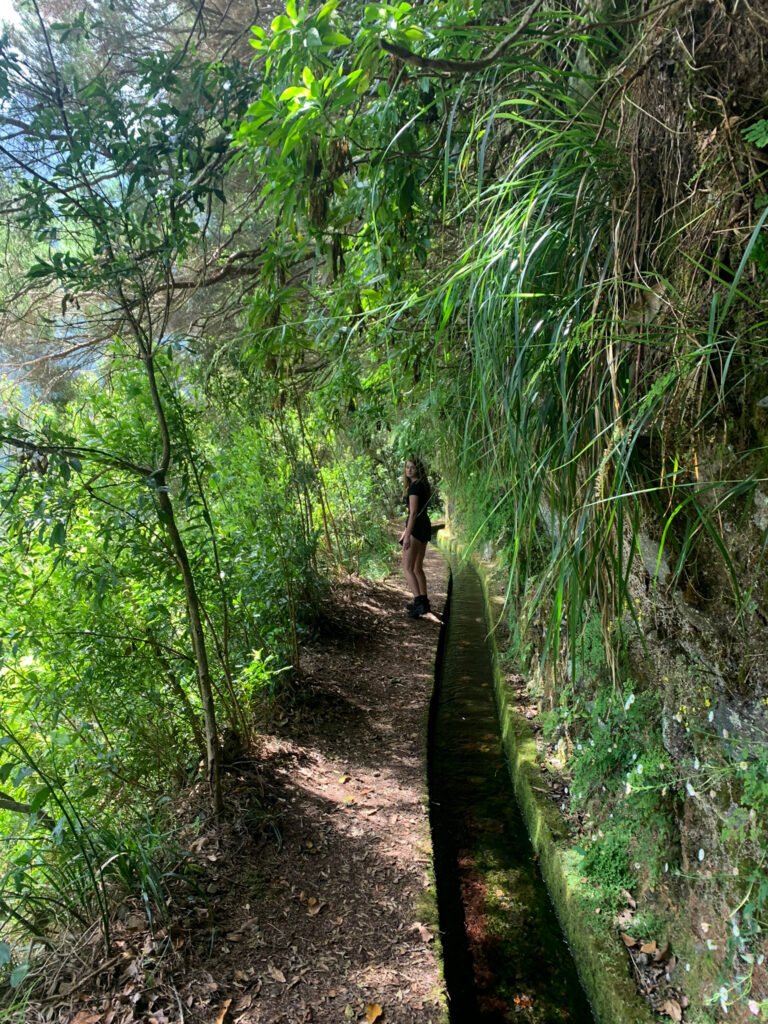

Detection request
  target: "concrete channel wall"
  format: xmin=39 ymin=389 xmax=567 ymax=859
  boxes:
xmin=441 ymin=541 xmax=656 ymax=1024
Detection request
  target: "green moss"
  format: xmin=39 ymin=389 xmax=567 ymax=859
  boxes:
xmin=580 ymin=829 xmax=634 ymax=900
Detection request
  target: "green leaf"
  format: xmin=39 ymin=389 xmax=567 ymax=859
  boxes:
xmin=26 ymin=261 xmax=55 ymax=279
xmin=0 ymin=942 xmax=10 ymax=967
xmin=12 ymin=765 xmax=34 ymax=787
xmin=743 ymin=119 xmax=768 ymax=148
xmin=271 ymin=14 xmax=294 ymax=32
xmin=280 ymin=86 xmax=307 ymax=101
xmin=50 ymin=521 xmax=67 ymax=547
xmin=29 ymin=788 xmax=50 ymax=813
xmin=321 ymin=30 xmax=351 ymax=45
xmin=10 ymin=964 xmax=30 ymax=989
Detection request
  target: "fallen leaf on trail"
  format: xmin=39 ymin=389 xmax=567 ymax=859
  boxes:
xmin=640 ymin=941 xmax=657 ymax=955
xmin=621 ymin=933 xmax=637 ymax=947
xmin=410 ymin=922 xmax=434 ymax=943
xmin=364 ymin=807 xmax=378 ymax=816
xmin=268 ymin=966 xmax=286 ymax=983
xmin=121 ymin=959 xmax=141 ymax=980
xmin=339 ymin=774 xmax=351 ymax=783
xmin=654 ymin=943 xmax=670 ymax=962
xmin=365 ymin=1004 xmax=383 ymax=1022
xmin=71 ymin=1013 xmax=101 ymax=1024
xmin=213 ymin=999 xmax=232 ymax=1024
xmin=124 ymin=914 xmax=145 ymax=931
xmin=225 ymin=933 xmax=245 ymax=942
xmin=659 ymin=999 xmax=682 ymax=1021
xmin=342 ymin=795 xmax=356 ymax=805
xmin=233 ymin=995 xmax=253 ymax=1012
xmin=621 ymin=889 xmax=637 ymax=909
xmin=307 ymin=897 xmax=323 ymax=917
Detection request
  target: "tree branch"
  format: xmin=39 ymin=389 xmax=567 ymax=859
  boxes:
xmin=0 ymin=433 xmax=152 ymax=477
xmin=0 ymin=790 xmax=55 ymax=829
xmin=379 ymin=0 xmax=546 ymax=75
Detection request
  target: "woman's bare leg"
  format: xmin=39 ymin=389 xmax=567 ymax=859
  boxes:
xmin=412 ymin=541 xmax=428 ymax=597
xmin=402 ymin=543 xmax=421 ymax=597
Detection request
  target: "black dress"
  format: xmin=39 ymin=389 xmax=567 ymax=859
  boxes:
xmin=404 ymin=480 xmax=432 ymax=543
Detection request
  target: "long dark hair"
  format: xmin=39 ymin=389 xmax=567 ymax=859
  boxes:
xmin=402 ymin=457 xmax=431 ymax=500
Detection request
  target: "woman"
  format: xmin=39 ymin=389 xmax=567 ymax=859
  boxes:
xmin=399 ymin=457 xmax=432 ymax=617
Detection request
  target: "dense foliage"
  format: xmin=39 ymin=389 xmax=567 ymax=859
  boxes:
xmin=1 ymin=0 xmax=767 ymax=1017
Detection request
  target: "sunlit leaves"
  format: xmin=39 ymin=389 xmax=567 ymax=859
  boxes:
xmin=5 ymin=50 xmax=252 ymax=301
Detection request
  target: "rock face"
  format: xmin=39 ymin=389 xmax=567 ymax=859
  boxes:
xmin=465 ymin=1 xmax=768 ymax=1017
xmin=610 ymin=425 xmax=768 ymax=1018
xmin=529 ymin=0 xmax=768 ymax=1000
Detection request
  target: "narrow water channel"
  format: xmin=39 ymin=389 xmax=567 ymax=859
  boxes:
xmin=429 ymin=558 xmax=594 ymax=1024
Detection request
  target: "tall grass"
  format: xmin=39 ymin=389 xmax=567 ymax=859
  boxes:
xmin=413 ymin=8 xmax=768 ymax=693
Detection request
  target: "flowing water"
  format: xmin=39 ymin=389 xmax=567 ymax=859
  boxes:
xmin=429 ymin=559 xmax=594 ymax=1023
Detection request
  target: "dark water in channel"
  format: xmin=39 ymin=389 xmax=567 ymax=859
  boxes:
xmin=429 ymin=560 xmax=595 ymax=1024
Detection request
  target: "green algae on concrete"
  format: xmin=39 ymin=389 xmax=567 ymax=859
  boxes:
xmin=431 ymin=555 xmax=594 ymax=1022
xmin=470 ymin=558 xmax=658 ymax=1024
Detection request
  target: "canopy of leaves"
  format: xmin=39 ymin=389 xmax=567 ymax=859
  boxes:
xmin=1 ymin=0 xmax=767 ymax=1010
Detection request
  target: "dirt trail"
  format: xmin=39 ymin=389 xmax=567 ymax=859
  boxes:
xmin=31 ymin=550 xmax=449 ymax=1024
xmin=177 ymin=549 xmax=450 ymax=1024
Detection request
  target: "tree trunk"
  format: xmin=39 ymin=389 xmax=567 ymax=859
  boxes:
xmin=156 ymin=484 xmax=223 ymax=814
xmin=139 ymin=340 xmax=224 ymax=814
xmin=147 ymin=633 xmax=208 ymax=762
